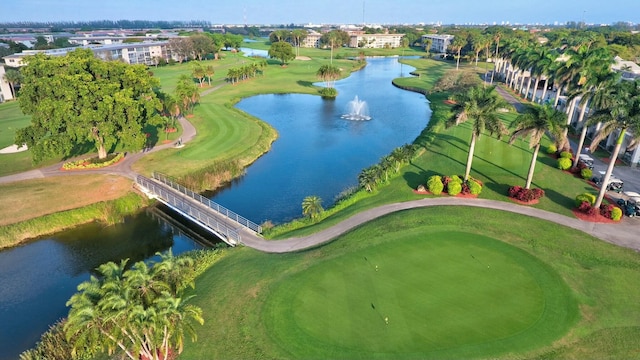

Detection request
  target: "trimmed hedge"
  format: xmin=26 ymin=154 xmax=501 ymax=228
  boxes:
xmin=575 ymin=193 xmax=596 ymax=207
xmin=580 ymin=168 xmax=593 ymax=180
xmin=560 ymin=151 xmax=573 ymax=159
xmin=427 ymin=175 xmax=444 ymax=195
xmin=63 ymin=153 xmax=124 ymax=170
xmin=547 ymin=144 xmax=557 ymax=154
xmin=557 ymin=157 xmax=572 ymax=170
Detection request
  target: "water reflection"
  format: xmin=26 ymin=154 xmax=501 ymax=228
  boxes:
xmin=0 ymin=209 xmax=206 ymax=360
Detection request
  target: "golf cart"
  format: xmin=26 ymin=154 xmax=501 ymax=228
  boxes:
xmin=617 ymin=191 xmax=640 ymax=217
xmin=578 ymin=154 xmax=594 ymax=169
xmin=592 ymin=171 xmax=624 ymax=193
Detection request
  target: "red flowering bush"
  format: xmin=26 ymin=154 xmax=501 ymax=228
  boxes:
xmin=578 ymin=201 xmax=597 ymax=215
xmin=508 ymin=186 xmax=545 ymax=202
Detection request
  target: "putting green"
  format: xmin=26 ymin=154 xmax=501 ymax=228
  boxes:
xmin=263 ymin=231 xmax=576 ymax=359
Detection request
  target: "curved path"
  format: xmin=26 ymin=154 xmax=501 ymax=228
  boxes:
xmin=0 ymin=116 xmax=197 ymax=184
xmin=239 ymin=197 xmax=640 ymax=253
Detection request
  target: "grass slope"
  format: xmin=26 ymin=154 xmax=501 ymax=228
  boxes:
xmin=182 ymin=206 xmax=640 ymax=359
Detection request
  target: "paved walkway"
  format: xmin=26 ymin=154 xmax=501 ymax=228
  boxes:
xmin=0 ymin=116 xmax=197 ymax=184
xmin=239 ymin=197 xmax=640 ymax=253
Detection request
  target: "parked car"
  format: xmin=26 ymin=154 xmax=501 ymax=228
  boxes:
xmin=578 ymin=154 xmax=594 ymax=169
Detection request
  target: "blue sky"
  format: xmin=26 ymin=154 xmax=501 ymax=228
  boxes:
xmin=1 ymin=0 xmax=639 ymax=25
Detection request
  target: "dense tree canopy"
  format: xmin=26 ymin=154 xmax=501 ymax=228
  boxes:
xmin=16 ymin=48 xmax=161 ymax=162
xmin=268 ymin=41 xmax=295 ymax=65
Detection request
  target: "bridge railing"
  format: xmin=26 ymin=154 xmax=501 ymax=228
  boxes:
xmin=137 ymin=175 xmax=241 ymax=244
xmin=151 ymin=172 xmax=262 ymax=234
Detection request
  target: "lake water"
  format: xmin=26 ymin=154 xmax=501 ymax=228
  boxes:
xmin=0 ymin=56 xmax=430 ymax=359
xmin=211 ymin=57 xmax=430 ymax=224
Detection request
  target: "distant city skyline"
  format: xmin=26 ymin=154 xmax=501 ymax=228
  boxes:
xmin=1 ymin=0 xmax=639 ymax=26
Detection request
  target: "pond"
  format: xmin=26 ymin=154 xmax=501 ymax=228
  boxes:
xmin=211 ymin=57 xmax=430 ymax=224
xmin=0 ymin=56 xmax=431 ymax=359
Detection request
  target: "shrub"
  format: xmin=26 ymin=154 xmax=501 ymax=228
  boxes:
xmin=560 ymin=151 xmax=573 ymax=159
xmin=319 ymin=87 xmax=338 ymax=98
xmin=611 ymin=207 xmax=623 ymax=221
xmin=468 ymin=179 xmax=483 ymax=195
xmin=447 ymin=181 xmax=462 ymax=196
xmin=547 ymin=144 xmax=557 ymax=154
xmin=427 ymin=175 xmax=444 ymax=195
xmin=62 ymin=153 xmax=124 ymax=170
xmin=557 ymin=157 xmax=572 ymax=170
xmin=578 ymin=201 xmax=598 ymax=215
xmin=581 ymin=168 xmax=593 ymax=180
xmin=508 ymin=186 xmax=545 ymax=202
xmin=575 ymin=193 xmax=596 ymax=207
xmin=449 ymin=175 xmax=463 ymax=184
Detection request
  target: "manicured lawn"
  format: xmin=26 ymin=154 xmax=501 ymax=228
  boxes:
xmin=0 ymin=101 xmax=36 ymax=175
xmin=182 ymin=207 xmax=640 ymax=359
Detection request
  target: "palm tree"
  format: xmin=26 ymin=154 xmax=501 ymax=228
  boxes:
xmin=588 ymin=80 xmax=640 ymax=208
xmin=3 ymin=68 xmax=22 ymax=99
xmin=447 ymin=85 xmax=509 ymax=181
xmin=192 ymin=64 xmax=205 ymax=87
xmin=204 ymin=65 xmax=215 ymax=86
xmin=509 ymin=104 xmax=568 ymax=189
xmin=423 ymin=38 xmax=433 ymax=58
xmin=316 ymin=64 xmax=341 ymax=88
xmin=358 ymin=167 xmax=378 ymax=192
xmin=450 ymin=36 xmax=467 ymax=71
xmin=490 ymin=30 xmax=502 ymax=84
xmin=302 ymin=195 xmax=323 ymax=219
xmin=569 ymin=69 xmax=620 ymax=170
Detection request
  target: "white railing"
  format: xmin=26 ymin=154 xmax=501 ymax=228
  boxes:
xmin=151 ymin=172 xmax=262 ymax=234
xmin=136 ymin=175 xmax=241 ymax=245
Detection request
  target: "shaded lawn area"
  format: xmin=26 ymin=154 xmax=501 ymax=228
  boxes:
xmin=182 ymin=207 xmax=640 ymax=359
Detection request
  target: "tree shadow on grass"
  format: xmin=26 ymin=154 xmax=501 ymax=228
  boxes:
xmin=484 ymin=181 xmax=511 ymax=197
xmin=296 ymin=80 xmax=316 ymax=88
xmin=403 ymin=165 xmax=440 ymax=189
xmin=542 ymin=188 xmax=577 ymax=210
xmin=436 ymin=133 xmax=468 ymax=149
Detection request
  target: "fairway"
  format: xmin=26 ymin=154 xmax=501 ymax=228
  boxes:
xmin=262 ymin=231 xmax=576 ymax=359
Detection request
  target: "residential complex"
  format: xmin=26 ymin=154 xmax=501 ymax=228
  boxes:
xmin=348 ymin=32 xmax=405 ymax=49
xmin=0 ymin=65 xmax=14 ymax=102
xmin=2 ymin=41 xmax=172 ymax=67
xmin=421 ymin=34 xmax=455 ymax=53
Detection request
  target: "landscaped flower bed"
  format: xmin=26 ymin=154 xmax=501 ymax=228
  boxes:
xmin=507 ymin=185 xmax=545 ymax=204
xmin=62 ymin=152 xmax=124 ymax=170
xmin=415 ymin=174 xmax=482 ymax=197
xmin=573 ymin=192 xmax=622 ymax=222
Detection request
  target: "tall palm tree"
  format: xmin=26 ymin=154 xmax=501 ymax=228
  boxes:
xmin=569 ymin=69 xmax=620 ymax=170
xmin=588 ymin=80 xmax=640 ymax=208
xmin=302 ymin=195 xmax=323 ymax=219
xmin=204 ymin=65 xmax=215 ymax=86
xmin=490 ymin=30 xmax=502 ymax=84
xmin=509 ymin=104 xmax=568 ymax=189
xmin=447 ymin=85 xmax=509 ymax=181
xmin=316 ymin=64 xmax=341 ymax=88
xmin=450 ymin=36 xmax=467 ymax=71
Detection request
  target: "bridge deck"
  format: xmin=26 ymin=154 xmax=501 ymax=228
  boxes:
xmin=136 ymin=173 xmax=261 ymax=246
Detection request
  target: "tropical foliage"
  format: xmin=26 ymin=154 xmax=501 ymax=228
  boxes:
xmin=509 ymin=104 xmax=567 ymax=189
xmin=302 ymin=195 xmax=324 ymax=220
xmin=447 ymin=85 xmax=509 ymax=181
xmin=64 ymin=252 xmax=204 ymax=360
xmin=268 ymin=41 xmax=295 ymax=66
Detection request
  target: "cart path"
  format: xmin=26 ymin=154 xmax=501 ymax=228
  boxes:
xmin=240 ymin=197 xmax=640 ymax=253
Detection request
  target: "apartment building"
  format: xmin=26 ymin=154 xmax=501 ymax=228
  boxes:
xmin=0 ymin=65 xmax=15 ymax=102
xmin=349 ymin=33 xmax=405 ymax=49
xmin=421 ymin=34 xmax=455 ymax=53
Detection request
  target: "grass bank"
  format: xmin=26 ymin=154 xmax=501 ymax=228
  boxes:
xmin=0 ymin=191 xmax=148 ymax=249
xmin=183 ymin=207 xmax=640 ymax=359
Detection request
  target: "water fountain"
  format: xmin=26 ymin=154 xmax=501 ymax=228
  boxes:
xmin=341 ymin=95 xmax=371 ymax=121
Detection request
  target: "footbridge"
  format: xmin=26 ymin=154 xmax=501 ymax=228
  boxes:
xmin=135 ymin=172 xmax=262 ymax=246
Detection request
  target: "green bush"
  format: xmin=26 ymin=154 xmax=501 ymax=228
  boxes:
xmin=547 ymin=144 xmax=557 ymax=154
xmin=611 ymin=207 xmax=623 ymax=221
xmin=581 ymin=168 xmax=593 ymax=180
xmin=319 ymin=87 xmax=338 ymax=98
xmin=449 ymin=175 xmax=463 ymax=184
xmin=427 ymin=175 xmax=444 ymax=195
xmin=560 ymin=151 xmax=573 ymax=159
xmin=557 ymin=157 xmax=572 ymax=170
xmin=468 ymin=179 xmax=482 ymax=195
xmin=448 ymin=181 xmax=462 ymax=196
xmin=575 ymin=193 xmax=596 ymax=207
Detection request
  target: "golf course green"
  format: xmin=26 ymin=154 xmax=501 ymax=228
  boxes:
xmin=262 ymin=230 xmax=577 ymax=359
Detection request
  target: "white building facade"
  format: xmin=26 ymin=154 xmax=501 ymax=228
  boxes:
xmin=0 ymin=65 xmax=15 ymax=102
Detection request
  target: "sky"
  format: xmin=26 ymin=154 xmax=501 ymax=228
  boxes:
xmin=1 ymin=0 xmax=639 ymax=26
